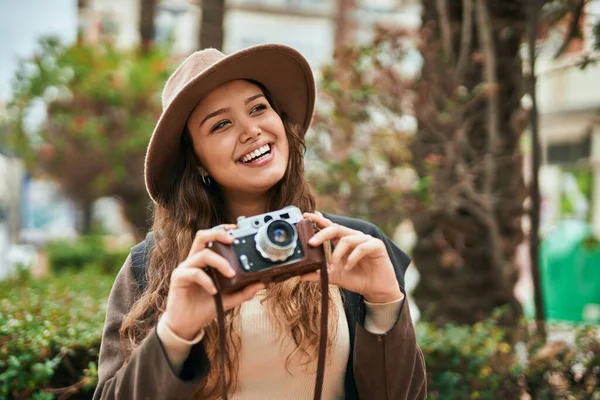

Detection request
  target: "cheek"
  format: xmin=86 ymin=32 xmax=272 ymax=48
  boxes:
xmin=192 ymin=138 xmax=230 ymax=173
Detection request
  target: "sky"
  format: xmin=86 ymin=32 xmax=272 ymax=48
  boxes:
xmin=0 ymin=0 xmax=77 ymax=102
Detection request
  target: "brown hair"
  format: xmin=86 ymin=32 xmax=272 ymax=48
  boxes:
xmin=119 ymin=83 xmax=337 ymax=398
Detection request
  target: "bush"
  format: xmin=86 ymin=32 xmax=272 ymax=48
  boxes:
xmin=417 ymin=319 xmax=521 ymax=399
xmin=46 ymin=236 xmax=130 ymax=274
xmin=0 ymin=269 xmax=112 ymax=399
xmin=419 ymin=318 xmax=600 ymax=399
xmin=2 ymin=268 xmax=599 ymax=399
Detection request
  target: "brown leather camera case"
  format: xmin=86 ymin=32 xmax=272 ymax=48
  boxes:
xmin=210 ymin=219 xmax=325 ymax=294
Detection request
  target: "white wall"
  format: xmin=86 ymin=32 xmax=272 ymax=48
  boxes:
xmin=224 ymin=9 xmax=336 ymax=69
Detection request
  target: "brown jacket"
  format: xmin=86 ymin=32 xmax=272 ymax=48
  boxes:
xmin=93 ymin=214 xmax=427 ymax=399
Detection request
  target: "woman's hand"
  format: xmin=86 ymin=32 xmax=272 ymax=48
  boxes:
xmin=301 ymin=213 xmax=403 ymax=304
xmin=163 ymin=226 xmax=265 ymax=340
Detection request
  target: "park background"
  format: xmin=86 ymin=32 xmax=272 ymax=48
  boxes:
xmin=0 ymin=0 xmax=599 ymax=398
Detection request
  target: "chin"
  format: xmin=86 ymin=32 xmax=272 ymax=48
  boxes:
xmin=256 ymin=173 xmax=286 ymax=191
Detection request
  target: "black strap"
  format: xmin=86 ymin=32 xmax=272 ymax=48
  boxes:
xmin=314 ymin=260 xmax=329 ymax=400
xmin=212 ymin=262 xmax=329 ymax=400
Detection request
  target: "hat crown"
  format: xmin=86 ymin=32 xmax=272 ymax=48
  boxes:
xmin=162 ymin=48 xmax=226 ymax=109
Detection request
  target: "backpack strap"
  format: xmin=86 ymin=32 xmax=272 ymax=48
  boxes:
xmin=130 ymin=232 xmax=155 ymax=293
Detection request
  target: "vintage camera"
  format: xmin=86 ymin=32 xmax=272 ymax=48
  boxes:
xmin=210 ymin=206 xmax=325 ymax=294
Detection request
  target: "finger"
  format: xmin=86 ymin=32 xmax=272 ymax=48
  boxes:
xmin=222 ymin=282 xmax=265 ymax=310
xmin=303 ymin=212 xmax=334 ymax=230
xmin=308 ymin=224 xmax=361 ymax=247
xmin=188 ymin=228 xmax=234 ymax=257
xmin=216 ymin=224 xmax=237 ymax=230
xmin=330 ymin=235 xmax=370 ymax=267
xmin=180 ymin=249 xmax=236 ymax=278
xmin=344 ymin=239 xmax=382 ymax=270
xmin=172 ymin=267 xmax=217 ymax=294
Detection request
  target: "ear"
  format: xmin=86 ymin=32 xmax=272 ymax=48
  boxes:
xmin=197 ymin=165 xmax=208 ymax=176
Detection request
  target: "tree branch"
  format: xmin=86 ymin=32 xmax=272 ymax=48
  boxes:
xmin=456 ymin=0 xmax=473 ymax=77
xmin=554 ymin=0 xmax=586 ymax=59
xmin=436 ymin=0 xmax=454 ymax=59
xmin=475 ymin=0 xmax=498 ymax=198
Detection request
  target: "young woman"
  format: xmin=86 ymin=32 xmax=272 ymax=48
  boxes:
xmin=93 ymin=44 xmax=426 ymax=400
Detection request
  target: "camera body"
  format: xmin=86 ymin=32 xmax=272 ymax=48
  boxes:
xmin=210 ymin=206 xmax=325 ymax=294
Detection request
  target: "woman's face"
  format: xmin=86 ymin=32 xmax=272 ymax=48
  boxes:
xmin=187 ymin=80 xmax=289 ymax=196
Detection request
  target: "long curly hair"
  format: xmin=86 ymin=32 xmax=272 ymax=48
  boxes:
xmin=119 ymin=83 xmax=337 ymax=398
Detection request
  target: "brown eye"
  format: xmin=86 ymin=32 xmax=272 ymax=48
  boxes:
xmin=211 ymin=120 xmax=230 ymax=132
xmin=251 ymin=103 xmax=267 ymax=114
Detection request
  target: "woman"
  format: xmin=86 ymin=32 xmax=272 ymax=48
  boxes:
xmin=94 ymin=44 xmax=426 ymax=400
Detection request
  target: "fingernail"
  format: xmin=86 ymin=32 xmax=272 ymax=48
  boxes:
xmin=309 ymin=237 xmax=317 ymax=245
xmin=210 ymin=286 xmax=218 ymax=295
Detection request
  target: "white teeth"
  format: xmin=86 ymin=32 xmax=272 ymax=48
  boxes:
xmin=241 ymin=144 xmax=271 ymax=163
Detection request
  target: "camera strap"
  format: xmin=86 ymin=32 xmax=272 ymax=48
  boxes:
xmin=213 ymin=261 xmax=329 ymax=400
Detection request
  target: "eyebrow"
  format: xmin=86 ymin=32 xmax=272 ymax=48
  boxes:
xmin=199 ymin=93 xmax=266 ymax=127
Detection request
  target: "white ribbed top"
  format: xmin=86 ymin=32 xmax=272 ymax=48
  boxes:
xmin=232 ymin=288 xmax=349 ymax=400
xmin=157 ymin=288 xmax=402 ymax=400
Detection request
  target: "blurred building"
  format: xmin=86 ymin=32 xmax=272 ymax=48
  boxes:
xmin=78 ymin=0 xmax=420 ymax=69
xmin=534 ymin=0 xmax=600 ymax=236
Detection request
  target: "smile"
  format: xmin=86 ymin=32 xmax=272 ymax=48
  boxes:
xmin=238 ymin=143 xmax=273 ymax=164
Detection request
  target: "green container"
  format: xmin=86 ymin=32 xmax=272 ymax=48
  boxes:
xmin=540 ymin=220 xmax=600 ymax=324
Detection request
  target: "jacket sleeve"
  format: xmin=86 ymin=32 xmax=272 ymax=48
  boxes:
xmin=353 ymin=226 xmax=427 ymax=399
xmin=353 ymin=294 xmax=427 ymax=400
xmin=93 ymin=256 xmax=210 ymax=400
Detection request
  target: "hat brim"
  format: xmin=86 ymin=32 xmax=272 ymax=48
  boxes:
xmin=144 ymin=44 xmax=316 ymax=204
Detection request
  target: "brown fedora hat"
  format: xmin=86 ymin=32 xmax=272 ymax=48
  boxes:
xmin=144 ymin=44 xmax=316 ymax=204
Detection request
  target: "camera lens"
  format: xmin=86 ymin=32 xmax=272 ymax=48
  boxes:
xmin=267 ymin=221 xmax=294 ymax=246
xmin=255 ymin=219 xmax=297 ymax=262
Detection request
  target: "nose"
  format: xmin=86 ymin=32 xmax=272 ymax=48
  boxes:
xmin=239 ymin=119 xmax=261 ymax=143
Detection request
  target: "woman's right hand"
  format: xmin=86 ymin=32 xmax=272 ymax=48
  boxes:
xmin=162 ymin=226 xmax=265 ymax=341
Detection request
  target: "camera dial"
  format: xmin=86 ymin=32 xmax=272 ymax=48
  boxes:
xmin=255 ymin=219 xmax=298 ymax=262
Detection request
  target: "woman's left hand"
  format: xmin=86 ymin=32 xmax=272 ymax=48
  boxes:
xmin=300 ymin=212 xmax=404 ymax=304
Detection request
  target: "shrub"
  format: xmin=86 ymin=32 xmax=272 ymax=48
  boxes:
xmin=418 ymin=318 xmax=600 ymax=400
xmin=46 ymin=236 xmax=130 ymax=274
xmin=0 ymin=269 xmax=112 ymax=399
xmin=1 ymin=268 xmax=599 ymax=399
xmin=417 ymin=319 xmax=521 ymax=399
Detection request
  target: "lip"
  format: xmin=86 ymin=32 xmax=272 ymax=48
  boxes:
xmin=236 ymin=142 xmax=273 ymax=163
xmin=237 ymin=144 xmax=275 ymax=168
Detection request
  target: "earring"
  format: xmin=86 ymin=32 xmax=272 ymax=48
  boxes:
xmin=202 ymin=174 xmax=211 ymax=186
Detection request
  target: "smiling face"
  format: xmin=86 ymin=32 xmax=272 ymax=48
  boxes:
xmin=186 ymin=80 xmax=289 ymax=198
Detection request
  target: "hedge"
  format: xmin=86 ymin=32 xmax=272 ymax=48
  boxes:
xmin=1 ymin=267 xmax=599 ymax=399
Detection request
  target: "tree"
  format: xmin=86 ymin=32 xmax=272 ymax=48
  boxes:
xmin=406 ymin=0 xmax=528 ymax=326
xmin=313 ymin=0 xmax=600 ymax=327
xmin=5 ymin=38 xmax=173 ymax=237
xmin=199 ymin=0 xmax=225 ymax=50
xmin=140 ymin=0 xmax=157 ymax=54
xmin=313 ymin=1 xmax=529 ymax=326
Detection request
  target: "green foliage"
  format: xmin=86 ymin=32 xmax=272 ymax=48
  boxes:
xmin=417 ymin=319 xmax=520 ymax=399
xmin=559 ymin=168 xmax=593 ymax=219
xmin=418 ymin=318 xmax=600 ymax=399
xmin=46 ymin=236 xmax=129 ymax=274
xmin=4 ymin=37 xmax=174 ymax=232
xmin=2 ymin=267 xmax=598 ymax=399
xmin=0 ymin=269 xmax=113 ymax=399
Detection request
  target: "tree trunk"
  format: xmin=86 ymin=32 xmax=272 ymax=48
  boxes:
xmin=77 ymin=0 xmax=88 ymax=46
xmin=199 ymin=0 xmax=225 ymax=50
xmin=79 ymin=199 xmax=94 ymax=235
xmin=526 ymin=0 xmax=546 ymax=338
xmin=139 ymin=0 xmax=156 ymax=54
xmin=335 ymin=0 xmax=357 ymax=46
xmin=412 ymin=0 xmax=527 ymax=326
